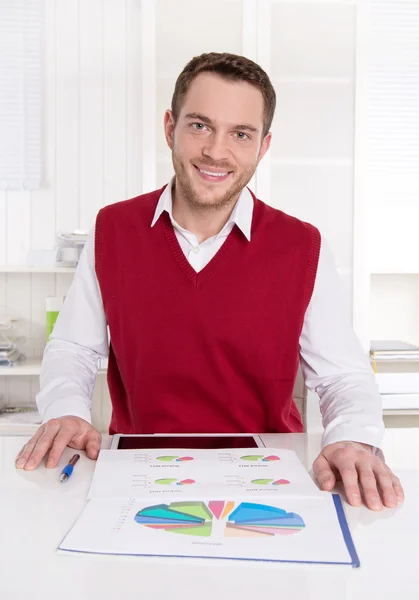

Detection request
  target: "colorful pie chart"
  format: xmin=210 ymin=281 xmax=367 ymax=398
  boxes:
xmin=156 ymin=456 xmax=194 ymax=462
xmin=240 ymin=455 xmax=280 ymax=462
xmin=155 ymin=478 xmax=195 ymax=485
xmin=251 ymin=478 xmax=290 ymax=486
xmin=134 ymin=501 xmax=305 ymax=538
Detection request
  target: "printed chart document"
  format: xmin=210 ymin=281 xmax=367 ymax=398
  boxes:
xmin=87 ymin=448 xmax=323 ymax=500
xmin=59 ymin=448 xmax=359 ymax=567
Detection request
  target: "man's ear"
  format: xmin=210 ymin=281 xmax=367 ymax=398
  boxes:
xmin=164 ymin=110 xmax=175 ymax=150
xmin=257 ymin=131 xmax=272 ymax=165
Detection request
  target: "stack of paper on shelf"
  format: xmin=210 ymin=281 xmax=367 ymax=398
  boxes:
xmin=0 ymin=315 xmax=24 ymax=368
xmin=370 ymin=340 xmax=419 ymax=364
xmin=56 ymin=230 xmax=88 ymax=267
xmin=0 ymin=406 xmax=41 ymax=427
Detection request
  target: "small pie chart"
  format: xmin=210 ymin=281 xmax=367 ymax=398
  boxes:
xmin=251 ymin=478 xmax=290 ymax=486
xmin=240 ymin=455 xmax=280 ymax=462
xmin=155 ymin=478 xmax=195 ymax=486
xmin=156 ymin=456 xmax=194 ymax=462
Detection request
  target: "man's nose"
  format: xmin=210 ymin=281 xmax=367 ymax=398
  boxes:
xmin=202 ymin=132 xmax=230 ymax=163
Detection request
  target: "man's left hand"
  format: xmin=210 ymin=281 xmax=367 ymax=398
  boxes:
xmin=313 ymin=441 xmax=404 ymax=511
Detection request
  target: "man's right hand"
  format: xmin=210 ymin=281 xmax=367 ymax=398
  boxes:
xmin=15 ymin=416 xmax=102 ymax=471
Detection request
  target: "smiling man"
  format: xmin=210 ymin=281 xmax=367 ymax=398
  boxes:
xmin=16 ymin=53 xmax=403 ymax=511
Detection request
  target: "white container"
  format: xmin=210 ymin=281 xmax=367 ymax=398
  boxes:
xmin=381 ymin=393 xmax=419 ymax=410
xmin=375 ymin=372 xmax=419 ymax=395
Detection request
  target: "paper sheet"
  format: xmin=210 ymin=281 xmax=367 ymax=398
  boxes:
xmin=59 ymin=494 xmax=356 ymax=566
xmin=87 ymin=448 xmax=323 ymax=500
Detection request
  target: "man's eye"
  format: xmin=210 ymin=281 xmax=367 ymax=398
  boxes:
xmin=236 ymin=132 xmax=249 ymax=140
xmin=192 ymin=123 xmax=205 ymax=130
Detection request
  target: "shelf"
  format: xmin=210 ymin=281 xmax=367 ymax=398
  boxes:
xmin=0 ymin=359 xmax=107 ymax=376
xmin=370 ymin=269 xmax=419 ymax=276
xmin=0 ymin=359 xmax=44 ymax=376
xmin=0 ymin=266 xmax=76 ymax=274
xmin=0 ymin=424 xmax=39 ymax=435
xmin=383 ymin=410 xmax=419 ymax=417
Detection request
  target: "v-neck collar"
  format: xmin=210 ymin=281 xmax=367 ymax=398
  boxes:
xmin=160 ymin=211 xmax=243 ymax=288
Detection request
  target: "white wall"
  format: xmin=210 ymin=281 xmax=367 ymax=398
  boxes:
xmin=0 ymin=0 xmax=360 ymax=432
xmin=0 ymin=0 xmax=146 ymax=425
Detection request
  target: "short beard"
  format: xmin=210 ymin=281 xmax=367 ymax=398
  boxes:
xmin=172 ymin=149 xmax=255 ymax=212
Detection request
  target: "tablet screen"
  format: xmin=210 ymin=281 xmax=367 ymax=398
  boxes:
xmin=117 ymin=435 xmax=260 ymax=450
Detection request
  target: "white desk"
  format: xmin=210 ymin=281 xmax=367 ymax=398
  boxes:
xmin=1 ymin=430 xmax=418 ymax=600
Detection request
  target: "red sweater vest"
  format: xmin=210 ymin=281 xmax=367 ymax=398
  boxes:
xmin=95 ymin=186 xmax=320 ymax=435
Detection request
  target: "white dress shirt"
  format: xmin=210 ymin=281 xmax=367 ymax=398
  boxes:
xmin=37 ymin=182 xmax=384 ymax=449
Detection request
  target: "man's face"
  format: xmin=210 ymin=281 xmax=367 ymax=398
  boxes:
xmin=164 ymin=72 xmax=271 ymax=211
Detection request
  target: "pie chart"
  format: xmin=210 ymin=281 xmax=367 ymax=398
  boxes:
xmin=155 ymin=478 xmax=195 ymax=486
xmin=156 ymin=456 xmax=194 ymax=462
xmin=240 ymin=455 xmax=280 ymax=462
xmin=251 ymin=478 xmax=290 ymax=486
xmin=134 ymin=501 xmax=305 ymax=538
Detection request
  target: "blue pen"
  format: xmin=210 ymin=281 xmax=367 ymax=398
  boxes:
xmin=60 ymin=453 xmax=80 ymax=483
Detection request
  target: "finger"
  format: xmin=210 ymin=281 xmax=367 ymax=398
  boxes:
xmin=45 ymin=429 xmax=76 ymax=468
xmin=85 ymin=431 xmax=102 ymax=460
xmin=313 ymin=454 xmax=336 ymax=491
xmin=23 ymin=422 xmax=61 ymax=470
xmin=15 ymin=446 xmax=24 ymax=463
xmin=375 ymin=464 xmax=404 ymax=508
xmin=359 ymin=466 xmax=382 ymax=511
xmin=336 ymin=461 xmax=362 ymax=507
xmin=15 ymin=426 xmax=45 ymax=468
xmin=374 ymin=466 xmax=398 ymax=509
xmin=380 ymin=462 xmax=405 ymax=502
xmin=391 ymin=473 xmax=405 ymax=502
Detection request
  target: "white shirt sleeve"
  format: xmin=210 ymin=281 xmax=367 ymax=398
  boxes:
xmin=299 ymin=236 xmax=384 ymax=449
xmin=36 ymin=228 xmax=109 ymax=424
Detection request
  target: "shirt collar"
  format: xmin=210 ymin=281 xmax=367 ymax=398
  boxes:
xmin=150 ymin=178 xmax=253 ymax=241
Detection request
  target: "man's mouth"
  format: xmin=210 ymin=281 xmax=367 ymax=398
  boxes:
xmin=193 ymin=164 xmax=232 ymax=183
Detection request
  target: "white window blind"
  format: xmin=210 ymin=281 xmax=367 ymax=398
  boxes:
xmin=0 ymin=0 xmax=42 ymax=190
xmin=366 ymin=0 xmax=419 ymax=271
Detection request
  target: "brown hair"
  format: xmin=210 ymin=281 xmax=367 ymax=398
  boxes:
xmin=171 ymin=52 xmax=276 ymax=138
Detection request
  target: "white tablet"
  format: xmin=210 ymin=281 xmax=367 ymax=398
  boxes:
xmin=110 ymin=433 xmax=265 ymax=450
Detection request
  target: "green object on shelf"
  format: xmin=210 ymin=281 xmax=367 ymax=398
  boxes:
xmin=45 ymin=296 xmax=65 ymax=341
xmin=46 ymin=311 xmax=60 ymax=341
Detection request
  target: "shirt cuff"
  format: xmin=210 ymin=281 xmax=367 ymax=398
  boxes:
xmin=41 ymin=398 xmax=92 ymax=425
xmin=321 ymin=424 xmax=384 ymax=451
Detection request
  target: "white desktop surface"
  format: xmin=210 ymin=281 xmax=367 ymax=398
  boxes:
xmin=1 ymin=429 xmax=418 ymax=600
